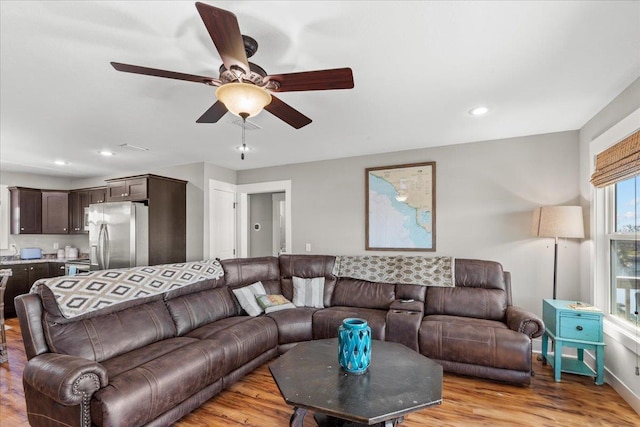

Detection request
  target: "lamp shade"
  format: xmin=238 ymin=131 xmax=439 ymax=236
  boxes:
xmin=531 ymin=206 xmax=585 ymax=239
xmin=215 ymin=83 xmax=272 ymax=118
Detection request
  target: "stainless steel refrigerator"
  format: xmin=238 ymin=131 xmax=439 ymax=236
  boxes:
xmin=88 ymin=202 xmax=149 ymax=271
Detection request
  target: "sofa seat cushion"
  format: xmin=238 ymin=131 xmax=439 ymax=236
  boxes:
xmin=91 ymin=339 xmax=225 ymax=427
xmin=186 ymin=316 xmax=278 ymax=374
xmin=101 ymin=337 xmax=199 ymax=378
xmin=419 ymin=315 xmax=531 ymax=372
xmin=266 ymin=307 xmax=317 ymax=345
xmin=312 ymin=307 xmax=387 ymax=340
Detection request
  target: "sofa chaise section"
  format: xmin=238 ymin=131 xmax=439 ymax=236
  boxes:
xmin=419 ymin=259 xmax=543 ymax=384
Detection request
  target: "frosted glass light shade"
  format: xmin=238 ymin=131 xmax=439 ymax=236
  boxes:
xmin=531 ymin=206 xmax=585 ymax=238
xmin=215 ymin=83 xmax=272 ymax=118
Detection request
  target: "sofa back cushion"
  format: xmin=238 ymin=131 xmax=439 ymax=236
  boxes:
xmin=332 ymin=278 xmax=395 ymax=309
xmin=166 ymin=286 xmax=240 ymax=335
xmin=279 ymin=255 xmax=337 ymax=307
xmin=43 ymin=300 xmax=176 ymax=362
xmin=395 ymin=283 xmax=427 ymax=302
xmin=221 ymin=257 xmax=282 ymax=294
xmin=425 ymin=259 xmax=508 ymax=320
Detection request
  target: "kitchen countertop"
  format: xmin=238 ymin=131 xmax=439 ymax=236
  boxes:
xmin=0 ymin=256 xmax=90 ymax=265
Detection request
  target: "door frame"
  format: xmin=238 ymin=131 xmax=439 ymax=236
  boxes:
xmin=238 ymin=180 xmax=291 ymax=258
xmin=208 ymin=179 xmax=291 ymax=260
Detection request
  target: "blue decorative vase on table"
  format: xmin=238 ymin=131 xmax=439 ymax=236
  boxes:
xmin=338 ymin=318 xmax=372 ymax=374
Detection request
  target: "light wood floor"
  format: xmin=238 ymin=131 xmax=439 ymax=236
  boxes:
xmin=1 ymin=317 xmax=638 ymax=426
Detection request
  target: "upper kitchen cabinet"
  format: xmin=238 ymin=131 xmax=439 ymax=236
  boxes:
xmin=69 ymin=187 xmax=106 ymax=233
xmin=106 ymin=177 xmax=147 ymax=202
xmin=69 ymin=190 xmax=90 ymax=233
xmin=107 ymin=174 xmax=188 ymax=265
xmin=89 ymin=187 xmax=107 ymax=204
xmin=10 ymin=187 xmax=42 ymax=234
xmin=41 ymin=191 xmax=69 ymax=234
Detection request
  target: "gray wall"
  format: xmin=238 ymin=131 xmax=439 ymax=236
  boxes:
xmin=238 ymin=130 xmax=581 ymax=316
xmin=248 ymin=193 xmax=274 ymax=257
xmin=578 ymin=76 xmax=640 ymax=410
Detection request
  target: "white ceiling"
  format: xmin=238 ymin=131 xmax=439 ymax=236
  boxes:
xmin=1 ymin=1 xmax=639 ymax=178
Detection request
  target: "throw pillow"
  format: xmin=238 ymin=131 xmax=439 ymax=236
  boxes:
xmin=265 ymin=302 xmax=297 ymax=314
xmin=255 ymin=294 xmax=291 ymax=310
xmin=292 ymin=276 xmax=325 ymax=308
xmin=232 ymin=281 xmax=267 ymax=317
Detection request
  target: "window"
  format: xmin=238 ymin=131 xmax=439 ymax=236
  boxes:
xmin=609 ymin=175 xmax=640 ymax=328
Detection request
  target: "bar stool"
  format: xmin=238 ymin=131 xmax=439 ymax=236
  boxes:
xmin=0 ymin=268 xmax=12 ymax=363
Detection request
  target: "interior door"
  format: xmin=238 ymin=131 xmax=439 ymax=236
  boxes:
xmin=212 ymin=189 xmax=236 ymax=260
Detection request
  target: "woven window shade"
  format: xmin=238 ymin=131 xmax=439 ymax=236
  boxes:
xmin=590 ymin=130 xmax=640 ymax=188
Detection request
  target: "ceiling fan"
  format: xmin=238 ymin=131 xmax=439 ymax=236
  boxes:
xmin=111 ymin=2 xmax=355 ymax=130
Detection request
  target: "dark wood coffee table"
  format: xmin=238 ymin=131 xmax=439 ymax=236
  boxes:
xmin=269 ymin=338 xmax=443 ymax=427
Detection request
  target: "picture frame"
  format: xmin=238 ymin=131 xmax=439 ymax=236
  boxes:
xmin=365 ymin=162 xmax=436 ymax=251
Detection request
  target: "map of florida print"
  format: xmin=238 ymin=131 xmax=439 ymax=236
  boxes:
xmin=368 ymin=165 xmax=433 ymax=249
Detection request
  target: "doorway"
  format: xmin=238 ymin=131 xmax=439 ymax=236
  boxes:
xmin=208 ymin=179 xmax=291 ymax=260
xmin=248 ymin=192 xmax=286 ymax=257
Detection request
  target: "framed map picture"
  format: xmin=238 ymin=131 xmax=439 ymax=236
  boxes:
xmin=365 ymin=162 xmax=436 ymax=251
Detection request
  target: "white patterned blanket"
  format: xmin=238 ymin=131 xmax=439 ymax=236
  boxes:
xmin=30 ymin=260 xmax=224 ymax=319
xmin=332 ymin=256 xmax=454 ymax=287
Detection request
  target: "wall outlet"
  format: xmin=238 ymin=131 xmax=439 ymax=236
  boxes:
xmin=53 ymin=242 xmax=59 ymax=250
xmin=305 ymin=243 xmax=311 ymax=252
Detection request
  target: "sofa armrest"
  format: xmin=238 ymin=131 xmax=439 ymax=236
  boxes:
xmin=23 ymin=353 xmax=108 ymax=406
xmin=506 ymin=306 xmax=545 ymax=339
xmin=389 ymin=299 xmax=424 ymax=314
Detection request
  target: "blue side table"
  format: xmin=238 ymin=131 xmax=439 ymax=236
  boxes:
xmin=541 ymin=299 xmax=605 ymax=385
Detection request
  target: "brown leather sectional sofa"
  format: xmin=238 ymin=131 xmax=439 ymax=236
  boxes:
xmin=15 ymin=255 xmax=544 ymax=427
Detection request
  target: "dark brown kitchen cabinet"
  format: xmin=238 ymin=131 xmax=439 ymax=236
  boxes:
xmin=69 ymin=190 xmax=90 ymax=233
xmin=69 ymin=186 xmax=107 ymax=233
xmin=89 ymin=187 xmax=107 ymax=204
xmin=9 ymin=187 xmax=42 ymax=234
xmin=106 ymin=177 xmax=147 ymax=202
xmin=1 ymin=262 xmax=50 ymax=318
xmin=49 ymin=262 xmax=66 ymax=277
xmin=42 ymin=191 xmax=69 ymax=234
xmin=106 ymin=174 xmax=187 ymax=265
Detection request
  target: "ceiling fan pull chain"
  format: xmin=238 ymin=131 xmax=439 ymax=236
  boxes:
xmin=240 ymin=112 xmax=248 ymax=160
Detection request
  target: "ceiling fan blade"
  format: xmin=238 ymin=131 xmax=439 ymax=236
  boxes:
xmin=196 ymin=101 xmax=228 ymax=123
xmin=111 ymin=62 xmax=219 ymax=85
xmin=195 ymin=2 xmax=250 ymax=76
xmin=265 ymin=68 xmax=354 ymax=92
xmin=264 ymin=96 xmax=312 ymax=129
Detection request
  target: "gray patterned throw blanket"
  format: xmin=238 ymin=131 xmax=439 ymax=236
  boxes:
xmin=30 ymin=260 xmax=224 ymax=319
xmin=332 ymin=255 xmax=454 ymax=287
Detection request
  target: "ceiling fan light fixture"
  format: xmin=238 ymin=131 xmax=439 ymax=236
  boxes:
xmin=216 ymin=82 xmax=272 ymax=118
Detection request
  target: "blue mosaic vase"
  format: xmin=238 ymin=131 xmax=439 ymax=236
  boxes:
xmin=338 ymin=318 xmax=371 ymax=374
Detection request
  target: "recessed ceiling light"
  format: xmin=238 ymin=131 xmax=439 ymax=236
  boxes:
xmin=54 ymin=160 xmax=68 ymax=166
xmin=236 ymin=145 xmax=252 ymax=152
xmin=469 ymin=106 xmax=489 ymax=116
xmin=99 ymin=150 xmax=115 ymax=156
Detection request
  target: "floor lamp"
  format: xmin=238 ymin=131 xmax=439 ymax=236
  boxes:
xmin=532 ymin=206 xmax=585 ymax=299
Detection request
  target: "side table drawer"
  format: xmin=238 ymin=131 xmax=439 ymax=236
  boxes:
xmin=559 ymin=313 xmax=601 ymax=341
